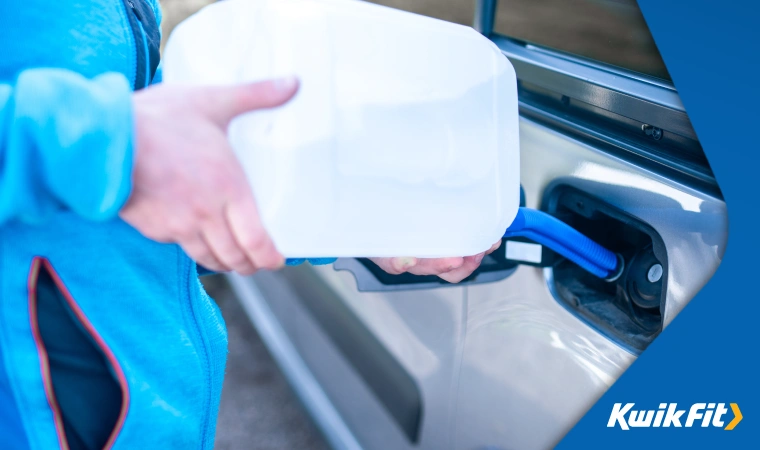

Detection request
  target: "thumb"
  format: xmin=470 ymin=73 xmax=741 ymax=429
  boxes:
xmin=200 ymin=76 xmax=299 ymax=125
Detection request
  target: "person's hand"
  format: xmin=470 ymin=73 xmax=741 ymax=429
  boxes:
xmin=370 ymin=240 xmax=502 ymax=283
xmin=119 ymin=77 xmax=299 ymax=275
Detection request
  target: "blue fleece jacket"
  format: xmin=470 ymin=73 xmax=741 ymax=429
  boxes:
xmin=0 ymin=1 xmax=230 ymax=448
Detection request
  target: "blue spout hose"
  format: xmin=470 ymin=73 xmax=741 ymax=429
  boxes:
xmin=503 ymin=207 xmax=620 ymax=279
xmin=285 ymin=207 xmax=621 ymax=280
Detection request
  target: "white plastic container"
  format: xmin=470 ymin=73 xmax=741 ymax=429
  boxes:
xmin=163 ymin=0 xmax=520 ymax=257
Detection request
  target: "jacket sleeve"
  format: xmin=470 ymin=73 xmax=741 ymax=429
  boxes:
xmin=0 ymin=68 xmax=134 ymax=225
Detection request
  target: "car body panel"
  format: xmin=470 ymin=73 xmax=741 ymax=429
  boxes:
xmin=238 ymin=266 xmax=463 ymax=449
xmin=453 ymin=118 xmax=726 ymax=449
xmin=230 ymin=116 xmax=726 ymax=449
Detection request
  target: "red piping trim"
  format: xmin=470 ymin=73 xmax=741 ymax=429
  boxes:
xmin=27 ymin=258 xmax=68 ymax=450
xmin=28 ymin=257 xmax=130 ymax=450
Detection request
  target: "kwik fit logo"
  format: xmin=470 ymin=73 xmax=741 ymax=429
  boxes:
xmin=608 ymin=403 xmax=742 ymax=430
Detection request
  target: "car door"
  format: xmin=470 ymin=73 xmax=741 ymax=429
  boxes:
xmin=227 ymin=1 xmax=727 ymax=449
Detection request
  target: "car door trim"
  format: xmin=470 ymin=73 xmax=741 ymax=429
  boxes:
xmin=277 ymin=266 xmax=424 ymax=443
xmin=227 ymin=273 xmax=363 ymax=450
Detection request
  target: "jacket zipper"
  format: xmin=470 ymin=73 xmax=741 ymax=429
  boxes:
xmin=180 ymin=255 xmax=214 ymax=448
xmin=134 ymin=9 xmax=151 ymax=88
xmin=123 ymin=0 xmax=151 ymax=89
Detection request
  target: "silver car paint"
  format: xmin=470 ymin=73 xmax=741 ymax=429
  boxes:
xmin=454 ymin=119 xmax=726 ymax=449
xmin=230 ymin=117 xmax=727 ymax=449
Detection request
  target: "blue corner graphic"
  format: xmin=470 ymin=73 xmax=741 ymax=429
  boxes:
xmin=559 ymin=0 xmax=758 ymax=448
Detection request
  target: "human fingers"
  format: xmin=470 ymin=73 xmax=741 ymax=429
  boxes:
xmin=225 ymin=191 xmax=284 ymax=271
xmin=199 ymin=76 xmax=299 ymax=126
xmin=179 ymin=233 xmax=229 ymax=273
xmin=405 ymin=257 xmax=466 ymax=276
xmin=200 ymin=216 xmax=257 ymax=275
xmin=368 ymin=257 xmax=418 ymax=275
xmin=437 ymin=253 xmax=485 ymax=283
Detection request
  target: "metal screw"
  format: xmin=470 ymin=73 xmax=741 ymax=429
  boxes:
xmin=642 ymin=124 xmax=663 ymax=140
xmin=647 ymin=264 xmax=663 ymax=283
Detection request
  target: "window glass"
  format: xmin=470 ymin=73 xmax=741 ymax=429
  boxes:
xmin=494 ymin=0 xmax=670 ymax=80
xmin=364 ymin=0 xmax=475 ymax=26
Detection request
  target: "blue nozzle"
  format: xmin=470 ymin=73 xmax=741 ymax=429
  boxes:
xmin=503 ymin=207 xmax=621 ymax=279
xmin=285 ymin=207 xmax=622 ymax=280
